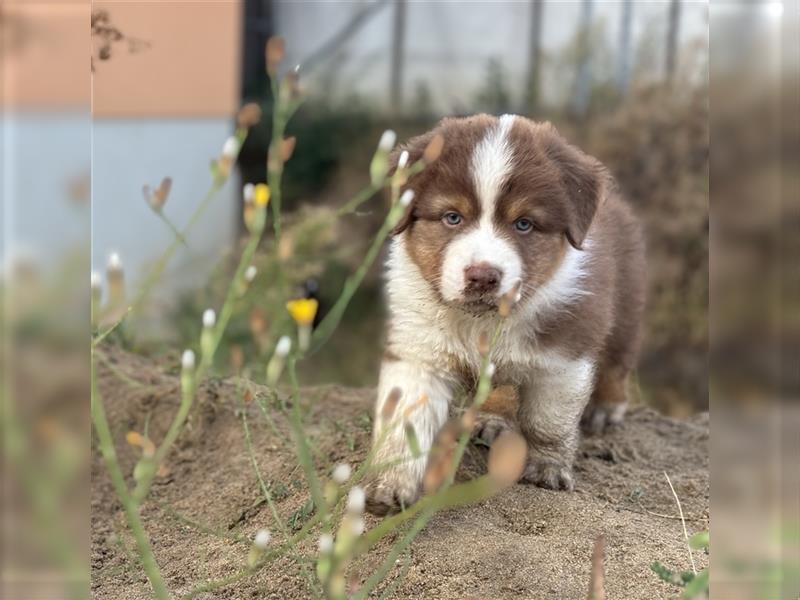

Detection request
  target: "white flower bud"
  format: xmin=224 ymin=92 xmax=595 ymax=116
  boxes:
xmin=485 ymin=362 xmax=496 ymax=378
xmin=378 ymin=129 xmax=396 ymax=153
xmin=244 ymin=265 xmax=257 ymax=283
xmin=107 ymin=252 xmax=122 ymax=271
xmin=318 ymin=533 xmax=333 ymax=554
xmin=350 ymin=516 xmax=365 ymax=536
xmin=254 ymin=529 xmax=271 ymax=550
xmin=202 ymin=308 xmax=216 ymax=328
xmin=222 ymin=136 xmax=240 ymax=158
xmin=243 ymin=183 xmax=255 ymax=202
xmin=397 ymin=150 xmax=409 ymax=169
xmin=399 ymin=189 xmax=415 ymax=207
xmin=181 ymin=349 xmax=196 ymax=370
xmin=347 ymin=486 xmax=366 ymax=514
xmin=275 ymin=335 xmax=292 ymax=358
xmin=331 ymin=463 xmax=351 ymax=484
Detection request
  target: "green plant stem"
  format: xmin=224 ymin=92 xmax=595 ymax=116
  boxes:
xmin=336 ymin=182 xmax=383 ymax=216
xmin=91 ymin=358 xmax=170 ymax=600
xmin=357 ymin=476 xmax=497 ymax=553
xmin=182 ymin=506 xmax=325 ymax=599
xmin=375 ymin=551 xmax=412 ymax=600
xmin=267 ymin=78 xmax=302 ymax=299
xmin=132 ymin=366 xmax=195 ymax=502
xmin=157 ymin=211 xmax=188 ymax=246
xmin=309 ymin=200 xmax=399 ymax=353
xmin=253 ymin=391 xmax=291 ymax=444
xmin=352 ymin=511 xmax=430 ymax=600
xmin=205 ymin=232 xmax=262 ymax=366
xmin=157 ymin=500 xmax=249 ymax=544
xmin=241 ymin=391 xmax=320 ymax=598
xmin=129 ymin=178 xmax=224 ymax=315
xmin=241 ymin=393 xmax=290 ymax=536
xmin=286 ymin=357 xmax=327 ymax=526
xmin=92 ymin=307 xmax=132 ymax=345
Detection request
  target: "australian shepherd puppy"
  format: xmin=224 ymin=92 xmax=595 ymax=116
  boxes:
xmin=366 ymin=114 xmax=645 ymax=514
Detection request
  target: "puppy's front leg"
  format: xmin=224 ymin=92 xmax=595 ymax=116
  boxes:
xmin=518 ymin=357 xmax=596 ymax=491
xmin=366 ymin=359 xmax=452 ymax=514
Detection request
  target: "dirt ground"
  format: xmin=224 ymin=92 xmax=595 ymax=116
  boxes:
xmin=92 ymin=348 xmax=709 ymax=599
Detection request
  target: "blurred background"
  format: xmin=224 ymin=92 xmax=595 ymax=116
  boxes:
xmin=88 ymin=0 xmax=709 ymax=416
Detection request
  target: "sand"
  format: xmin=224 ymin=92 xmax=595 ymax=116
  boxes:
xmin=92 ymin=347 xmax=709 ymax=599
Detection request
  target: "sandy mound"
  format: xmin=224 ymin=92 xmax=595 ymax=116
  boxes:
xmin=92 ymin=348 xmax=708 ymax=599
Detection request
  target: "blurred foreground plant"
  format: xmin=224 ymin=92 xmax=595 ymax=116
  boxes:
xmin=91 ymin=37 xmax=524 ymax=600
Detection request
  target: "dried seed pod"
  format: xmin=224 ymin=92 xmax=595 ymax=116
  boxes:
xmin=477 ymin=331 xmax=491 ymax=356
xmin=461 ymin=406 xmax=477 ymax=432
xmin=498 ymin=279 xmax=522 ymax=318
xmin=423 ymin=133 xmax=445 ymax=163
xmin=249 ymin=307 xmax=268 ymax=336
xmin=265 ymin=36 xmax=285 ymax=74
xmin=422 ymin=419 xmax=461 ymax=493
xmin=280 ymin=136 xmax=297 ymax=162
xmin=402 ymin=393 xmax=429 ymax=418
xmin=237 ymin=102 xmax=263 ymax=128
xmin=230 ymin=344 xmax=244 ymax=373
xmin=381 ymin=387 xmax=402 ymax=421
xmin=487 ymin=431 xmax=527 ymax=488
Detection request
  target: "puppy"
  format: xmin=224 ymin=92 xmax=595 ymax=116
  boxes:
xmin=367 ymin=114 xmax=645 ymax=514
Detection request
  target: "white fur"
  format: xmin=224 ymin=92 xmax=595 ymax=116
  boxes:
xmin=471 ymin=114 xmax=515 ymax=217
xmin=523 ymin=355 xmax=596 ymax=437
xmin=387 ymin=235 xmax=592 ymax=376
xmin=440 ymin=227 xmax=523 ymax=301
xmin=373 ymin=360 xmax=453 ymax=495
xmin=522 ymin=238 xmax=594 ymax=323
xmin=440 ymin=114 xmax=523 ymax=301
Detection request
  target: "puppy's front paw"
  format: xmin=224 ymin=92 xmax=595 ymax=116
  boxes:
xmin=364 ymin=473 xmax=420 ymax=516
xmin=521 ymin=457 xmax=574 ymax=491
xmin=581 ymin=401 xmax=626 ymax=435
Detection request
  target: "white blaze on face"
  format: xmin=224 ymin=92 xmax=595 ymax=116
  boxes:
xmin=440 ymin=114 xmax=523 ymax=302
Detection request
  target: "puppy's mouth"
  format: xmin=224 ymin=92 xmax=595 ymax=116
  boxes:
xmin=454 ymin=293 xmax=499 ymax=315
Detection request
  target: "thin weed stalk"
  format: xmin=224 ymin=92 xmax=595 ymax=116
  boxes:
xmin=91 ymin=358 xmax=170 ymax=599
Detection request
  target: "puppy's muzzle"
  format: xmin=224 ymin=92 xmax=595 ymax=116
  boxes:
xmin=464 ymin=262 xmax=502 ymax=295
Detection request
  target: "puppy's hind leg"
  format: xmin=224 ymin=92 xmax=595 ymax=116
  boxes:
xmin=581 ymin=365 xmax=631 ymax=435
xmin=471 ymin=385 xmax=520 ymax=445
xmin=472 ymin=411 xmax=516 ymax=445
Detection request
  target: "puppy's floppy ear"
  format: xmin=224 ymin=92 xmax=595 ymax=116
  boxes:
xmin=543 ymin=131 xmax=609 ymax=250
xmin=388 ymin=129 xmax=439 ymax=235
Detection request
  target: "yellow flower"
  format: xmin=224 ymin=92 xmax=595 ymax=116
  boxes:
xmin=254 ymin=183 xmax=270 ymax=207
xmin=286 ymin=298 xmax=318 ymax=326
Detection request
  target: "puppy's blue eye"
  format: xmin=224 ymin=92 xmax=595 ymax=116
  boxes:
xmin=443 ymin=212 xmax=462 ymax=226
xmin=514 ymin=218 xmax=533 ymax=233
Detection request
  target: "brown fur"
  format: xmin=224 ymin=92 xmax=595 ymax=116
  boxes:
xmin=367 ymin=114 xmax=646 ymax=513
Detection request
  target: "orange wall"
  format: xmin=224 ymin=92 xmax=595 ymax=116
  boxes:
xmin=2 ymin=1 xmax=241 ymax=116
xmin=92 ymin=1 xmax=242 ymax=117
xmin=2 ymin=3 xmax=91 ymax=110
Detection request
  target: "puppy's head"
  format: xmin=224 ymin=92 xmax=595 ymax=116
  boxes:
xmin=393 ymin=114 xmax=608 ymax=314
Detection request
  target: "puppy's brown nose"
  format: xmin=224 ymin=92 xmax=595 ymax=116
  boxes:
xmin=464 ymin=263 xmax=502 ymax=294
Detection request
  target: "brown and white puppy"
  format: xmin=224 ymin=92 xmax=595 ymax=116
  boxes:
xmin=367 ymin=114 xmax=645 ymax=514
